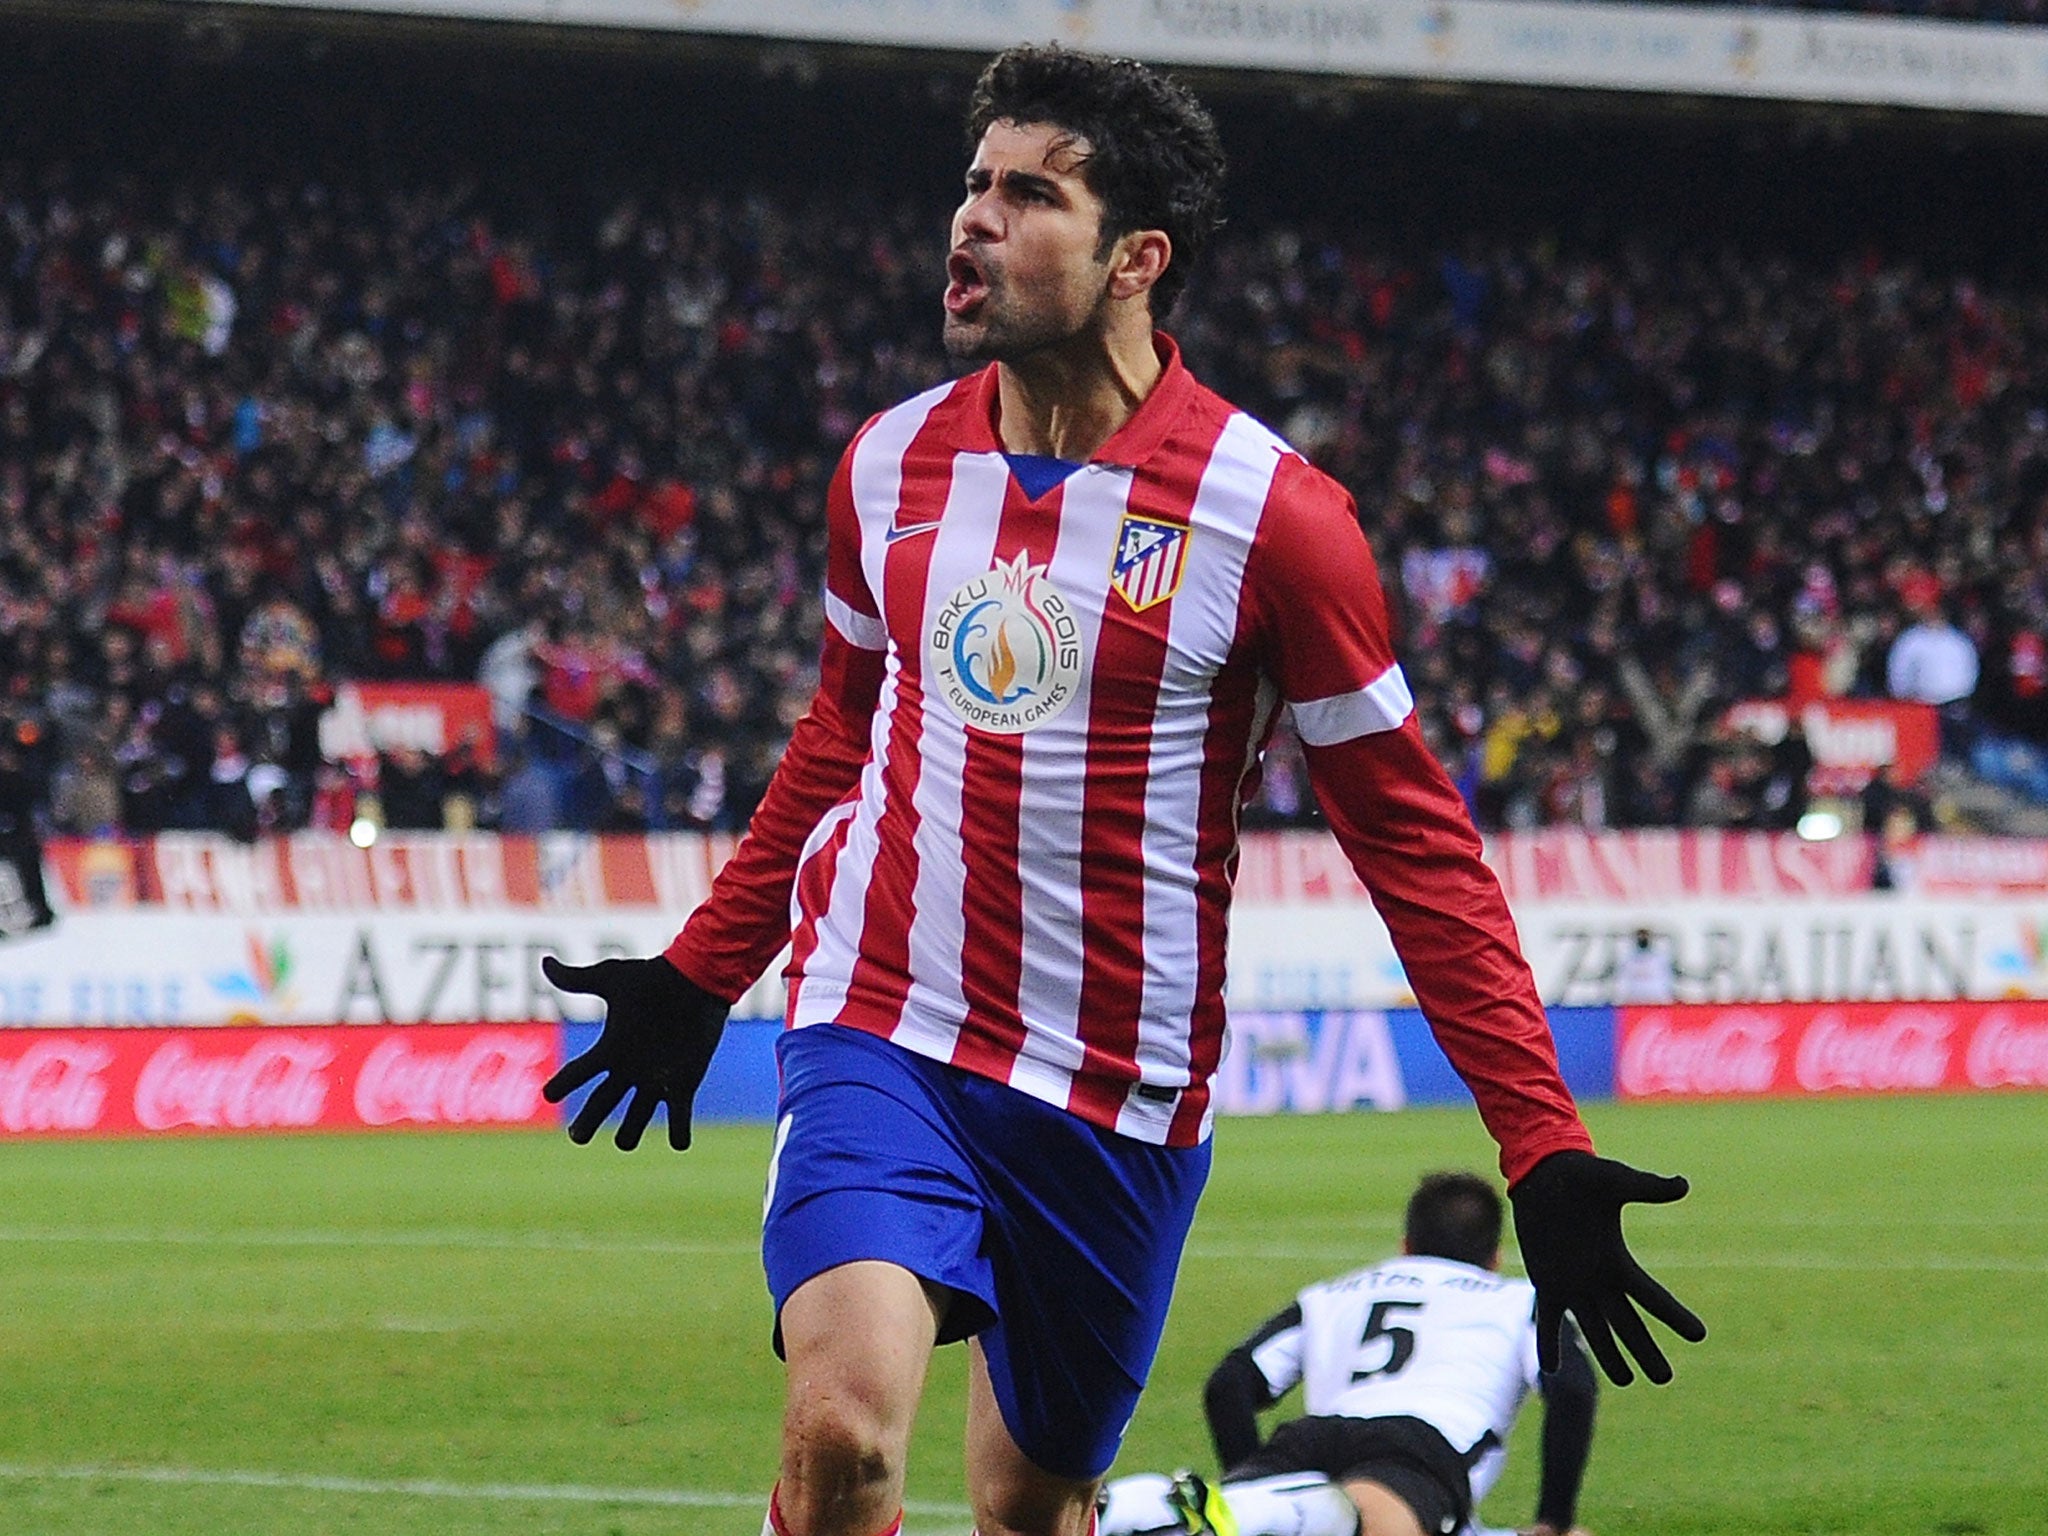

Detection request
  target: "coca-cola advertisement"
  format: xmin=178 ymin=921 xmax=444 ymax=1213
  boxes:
xmin=1618 ymin=1001 xmax=2048 ymax=1098
xmin=0 ymin=1023 xmax=558 ymax=1138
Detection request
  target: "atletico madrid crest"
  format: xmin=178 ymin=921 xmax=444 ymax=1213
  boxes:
xmin=1109 ymin=513 xmax=1190 ymax=613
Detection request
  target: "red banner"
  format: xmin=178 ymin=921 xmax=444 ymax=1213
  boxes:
xmin=318 ymin=681 xmax=498 ymax=769
xmin=1616 ymin=1001 xmax=2048 ymax=1099
xmin=43 ymin=832 xmax=744 ymax=912
xmin=1231 ymin=829 xmax=1888 ymax=904
xmin=1723 ymin=696 xmax=1940 ymax=794
xmin=0 ymin=1023 xmax=559 ymax=1137
xmin=1482 ymin=829 xmax=1877 ymax=904
xmin=1913 ymin=837 xmax=2048 ymax=896
xmin=38 ymin=828 xmax=2048 ymax=913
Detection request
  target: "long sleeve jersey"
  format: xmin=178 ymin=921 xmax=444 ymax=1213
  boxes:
xmin=667 ymin=336 xmax=1590 ymax=1174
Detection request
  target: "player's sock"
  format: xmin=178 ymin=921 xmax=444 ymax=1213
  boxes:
xmin=762 ymin=1485 xmax=903 ymax=1536
xmin=1213 ymin=1473 xmax=1359 ymax=1536
xmin=1099 ymin=1471 xmax=1185 ymax=1534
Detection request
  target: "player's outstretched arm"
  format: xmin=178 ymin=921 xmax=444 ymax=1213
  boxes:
xmin=1248 ymin=462 xmax=1591 ymax=1185
xmin=1509 ymin=1150 xmax=1707 ymax=1386
xmin=540 ymin=955 xmax=732 ymax=1152
xmin=660 ymin=435 xmax=886 ymax=1001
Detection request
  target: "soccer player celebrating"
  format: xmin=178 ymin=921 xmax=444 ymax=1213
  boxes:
xmin=1097 ymin=1172 xmax=1599 ymax=1536
xmin=542 ymin=43 xmax=1704 ymax=1536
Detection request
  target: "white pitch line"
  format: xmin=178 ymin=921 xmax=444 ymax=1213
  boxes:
xmin=0 ymin=1226 xmax=2040 ymax=1273
xmin=1652 ymin=1252 xmax=2048 ymax=1275
xmin=0 ymin=1462 xmax=975 ymax=1522
xmin=0 ymin=1226 xmax=761 ymax=1257
xmin=1195 ymin=1249 xmax=2048 ymax=1274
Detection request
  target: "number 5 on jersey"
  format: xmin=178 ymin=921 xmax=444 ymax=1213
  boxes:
xmin=1351 ymin=1299 xmax=1425 ymax=1382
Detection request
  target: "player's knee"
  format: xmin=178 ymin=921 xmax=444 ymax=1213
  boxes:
xmin=781 ymin=1393 xmax=908 ymax=1512
xmin=970 ymin=1477 xmax=1099 ymax=1536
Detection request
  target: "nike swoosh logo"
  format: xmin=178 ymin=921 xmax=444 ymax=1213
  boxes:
xmin=884 ymin=520 xmax=941 ymax=544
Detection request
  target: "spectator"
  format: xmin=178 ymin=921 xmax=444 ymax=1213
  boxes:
xmin=1612 ymin=927 xmax=1678 ymax=1005
xmin=480 ymin=620 xmax=543 ymax=736
xmin=1860 ymin=762 xmax=1932 ymax=837
xmin=1756 ymin=721 xmax=1814 ymax=831
xmin=1887 ymin=604 xmax=1981 ymax=707
xmin=307 ymin=764 xmax=360 ymax=835
xmin=50 ymin=743 xmax=121 ymax=837
xmin=0 ymin=737 xmax=54 ymax=934
xmin=205 ymin=726 xmax=259 ymax=841
xmin=496 ymin=746 xmax=563 ymax=834
xmin=379 ymin=746 xmax=448 ymax=831
xmin=238 ymin=586 xmax=323 ymax=686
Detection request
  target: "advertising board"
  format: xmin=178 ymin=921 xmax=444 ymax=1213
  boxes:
xmin=187 ymin=0 xmax=2048 ymax=118
xmin=1232 ymin=896 xmax=2048 ymax=1010
xmin=1206 ymin=1004 xmax=1615 ymax=1116
xmin=567 ymin=1005 xmax=1619 ymax=1127
xmin=0 ymin=1022 xmax=558 ymax=1137
xmin=1615 ymin=1000 xmax=2048 ymax=1098
xmin=7 ymin=862 xmax=2045 ymax=1027
xmin=0 ymin=911 xmax=700 ymax=1028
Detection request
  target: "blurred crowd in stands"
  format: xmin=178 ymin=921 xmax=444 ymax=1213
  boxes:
xmin=2 ymin=72 xmax=2047 ymax=843
xmin=1743 ymin=0 xmax=2048 ymax=17
xmin=1726 ymin=0 xmax=2048 ymax=17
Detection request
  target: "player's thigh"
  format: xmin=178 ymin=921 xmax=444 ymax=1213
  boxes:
xmin=963 ymin=1073 xmax=1209 ymax=1482
xmin=779 ymin=1259 xmax=947 ymax=1457
xmin=964 ymin=1337 xmax=1100 ymax=1536
xmin=1344 ymin=1478 xmax=1430 ymax=1536
xmin=764 ymin=1025 xmax=1001 ymax=1348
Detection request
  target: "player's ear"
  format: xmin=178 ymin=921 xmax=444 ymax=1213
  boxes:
xmin=1107 ymin=228 xmax=1171 ymax=303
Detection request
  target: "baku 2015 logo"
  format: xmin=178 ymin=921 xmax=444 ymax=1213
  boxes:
xmin=928 ymin=551 xmax=1083 ymax=734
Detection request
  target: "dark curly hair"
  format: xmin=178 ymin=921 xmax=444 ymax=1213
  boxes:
xmin=1405 ymin=1171 xmax=1504 ymax=1268
xmin=965 ymin=44 xmax=1226 ymax=319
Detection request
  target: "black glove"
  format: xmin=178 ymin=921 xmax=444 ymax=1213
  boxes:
xmin=1509 ymin=1148 xmax=1707 ymax=1386
xmin=540 ymin=955 xmax=730 ymax=1151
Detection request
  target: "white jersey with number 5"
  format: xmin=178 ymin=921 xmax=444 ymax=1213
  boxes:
xmin=1248 ymin=1255 xmax=1539 ymax=1498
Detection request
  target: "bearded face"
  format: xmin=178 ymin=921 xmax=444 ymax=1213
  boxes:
xmin=942 ymin=120 xmax=1118 ymax=364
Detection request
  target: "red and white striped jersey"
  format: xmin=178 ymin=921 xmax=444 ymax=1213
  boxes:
xmin=669 ymin=339 xmax=1589 ymax=1173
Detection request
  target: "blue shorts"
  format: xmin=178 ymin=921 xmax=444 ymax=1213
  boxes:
xmin=762 ymin=1024 xmax=1211 ymax=1480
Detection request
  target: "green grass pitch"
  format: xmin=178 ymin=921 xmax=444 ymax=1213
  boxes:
xmin=0 ymin=1093 xmax=2042 ymax=1535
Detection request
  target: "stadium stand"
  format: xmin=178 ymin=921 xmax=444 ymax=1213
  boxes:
xmin=1721 ymin=0 xmax=2045 ymax=15
xmin=1677 ymin=0 xmax=2047 ymax=15
xmin=1 ymin=19 xmax=2046 ymax=838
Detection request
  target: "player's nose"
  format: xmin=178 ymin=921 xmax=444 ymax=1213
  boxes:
xmin=956 ymin=191 xmax=1002 ymax=243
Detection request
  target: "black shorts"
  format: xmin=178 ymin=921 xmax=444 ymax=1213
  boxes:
xmin=1225 ymin=1414 xmax=1472 ymax=1536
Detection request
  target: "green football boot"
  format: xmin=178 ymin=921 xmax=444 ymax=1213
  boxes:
xmin=1166 ymin=1469 xmax=1239 ymax=1536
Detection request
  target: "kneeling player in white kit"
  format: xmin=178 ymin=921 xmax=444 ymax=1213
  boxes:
xmin=1100 ymin=1172 xmax=1597 ymax=1536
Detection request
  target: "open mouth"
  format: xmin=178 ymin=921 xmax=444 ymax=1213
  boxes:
xmin=944 ymin=249 xmax=990 ymax=315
